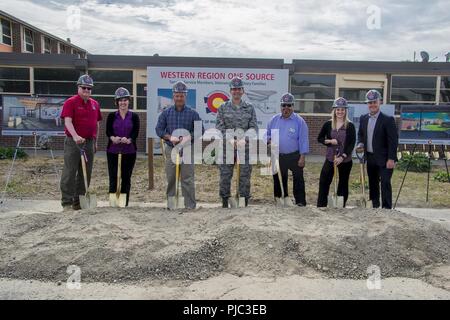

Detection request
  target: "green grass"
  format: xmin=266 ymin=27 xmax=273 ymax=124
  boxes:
xmin=0 ymin=155 xmax=449 ymax=208
xmin=423 ymin=125 xmax=448 ymax=131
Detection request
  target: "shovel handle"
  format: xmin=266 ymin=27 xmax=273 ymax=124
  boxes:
xmin=175 ymin=152 xmax=180 ymax=198
xmin=236 ymin=154 xmax=240 ymax=199
xmin=160 ymin=139 xmax=166 ymax=161
xmin=116 ymin=153 xmax=122 ymax=196
xmin=333 ymin=155 xmax=338 ymax=197
xmin=80 ymin=153 xmax=89 ymax=194
xmin=360 ymin=162 xmax=366 ymax=197
xmin=275 ymin=159 xmax=285 ymax=198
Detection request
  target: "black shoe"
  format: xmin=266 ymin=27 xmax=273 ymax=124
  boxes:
xmin=296 ymin=203 xmax=305 ymax=207
xmin=222 ymin=198 xmax=229 ymax=208
xmin=72 ymin=203 xmax=81 ymax=210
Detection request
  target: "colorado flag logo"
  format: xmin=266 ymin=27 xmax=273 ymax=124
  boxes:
xmin=204 ymin=91 xmax=229 ymax=114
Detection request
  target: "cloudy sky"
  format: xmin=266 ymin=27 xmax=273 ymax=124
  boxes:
xmin=2 ymin=0 xmax=449 ymax=61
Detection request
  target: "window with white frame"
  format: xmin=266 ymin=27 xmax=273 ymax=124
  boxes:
xmin=23 ymin=28 xmax=34 ymax=52
xmin=42 ymin=36 xmax=51 ymax=53
xmin=1 ymin=18 xmax=12 ymax=46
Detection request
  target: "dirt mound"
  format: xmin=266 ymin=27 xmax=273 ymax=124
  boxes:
xmin=0 ymin=206 xmax=449 ymax=287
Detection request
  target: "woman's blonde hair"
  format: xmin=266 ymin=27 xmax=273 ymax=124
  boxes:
xmin=331 ymin=107 xmax=351 ymax=130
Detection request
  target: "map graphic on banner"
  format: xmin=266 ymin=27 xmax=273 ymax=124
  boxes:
xmin=146 ymin=67 xmax=289 ymax=152
xmin=1 ymin=95 xmax=67 ymax=136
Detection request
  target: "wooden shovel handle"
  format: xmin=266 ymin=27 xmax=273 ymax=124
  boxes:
xmin=116 ymin=153 xmax=122 ymax=196
xmin=175 ymin=152 xmax=180 ymax=198
xmin=80 ymin=154 xmax=89 ymax=194
xmin=276 ymin=159 xmax=285 ymax=198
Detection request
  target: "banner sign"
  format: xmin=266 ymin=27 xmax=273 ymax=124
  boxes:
xmin=146 ymin=66 xmax=289 ymax=146
xmin=399 ymin=105 xmax=450 ymax=145
xmin=1 ymin=95 xmax=67 ymax=136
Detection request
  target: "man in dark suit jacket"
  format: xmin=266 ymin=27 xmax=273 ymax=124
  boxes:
xmin=356 ymin=90 xmax=398 ymax=209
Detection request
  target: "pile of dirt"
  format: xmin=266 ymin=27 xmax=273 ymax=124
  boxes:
xmin=0 ymin=205 xmax=449 ymax=288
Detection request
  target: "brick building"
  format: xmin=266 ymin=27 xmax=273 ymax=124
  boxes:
xmin=0 ymin=10 xmax=86 ymax=57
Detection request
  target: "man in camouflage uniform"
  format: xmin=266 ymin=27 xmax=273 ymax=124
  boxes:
xmin=216 ymin=77 xmax=258 ymax=208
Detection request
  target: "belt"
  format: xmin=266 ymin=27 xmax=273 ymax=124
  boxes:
xmin=279 ymin=151 xmax=299 ymax=156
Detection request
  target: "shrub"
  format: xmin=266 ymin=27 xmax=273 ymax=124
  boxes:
xmin=433 ymin=171 xmax=450 ymax=183
xmin=0 ymin=147 xmax=28 ymax=160
xmin=397 ymin=153 xmax=430 ymax=172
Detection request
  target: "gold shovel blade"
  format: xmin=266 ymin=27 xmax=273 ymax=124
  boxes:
xmin=229 ymin=197 xmax=245 ymax=208
xmin=110 ymin=193 xmax=127 ymax=208
xmin=276 ymin=197 xmax=293 ymax=207
xmin=336 ymin=195 xmax=344 ymax=208
xmin=167 ymin=196 xmax=185 ymax=210
xmin=284 ymin=197 xmax=294 ymax=207
xmin=328 ymin=195 xmax=336 ymax=208
xmin=80 ymin=193 xmax=97 ymax=209
xmin=275 ymin=197 xmax=284 ymax=206
xmin=328 ymin=195 xmax=344 ymax=208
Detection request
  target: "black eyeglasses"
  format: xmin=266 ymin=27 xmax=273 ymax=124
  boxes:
xmin=281 ymin=104 xmax=293 ymax=108
xmin=80 ymin=86 xmax=92 ymax=91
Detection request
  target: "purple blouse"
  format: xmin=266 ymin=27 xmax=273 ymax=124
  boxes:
xmin=107 ymin=111 xmax=136 ymax=154
xmin=326 ymin=127 xmax=351 ymax=163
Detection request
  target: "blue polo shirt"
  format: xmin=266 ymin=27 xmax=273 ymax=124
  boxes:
xmin=266 ymin=113 xmax=309 ymax=154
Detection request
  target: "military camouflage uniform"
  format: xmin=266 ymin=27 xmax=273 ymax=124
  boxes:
xmin=215 ymin=100 xmax=258 ymax=199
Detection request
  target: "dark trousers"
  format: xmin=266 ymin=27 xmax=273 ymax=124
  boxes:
xmin=60 ymin=137 xmax=95 ymax=207
xmin=272 ymin=152 xmax=306 ymax=205
xmin=366 ymin=153 xmax=393 ymax=209
xmin=317 ymin=160 xmax=353 ymax=207
xmin=107 ymin=152 xmax=137 ymax=206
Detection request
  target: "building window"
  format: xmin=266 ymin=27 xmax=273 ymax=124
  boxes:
xmin=440 ymin=76 xmax=450 ymax=103
xmin=23 ymin=28 xmax=34 ymax=53
xmin=88 ymin=70 xmax=134 ymax=109
xmin=136 ymin=84 xmax=147 ymax=110
xmin=42 ymin=36 xmax=51 ymax=54
xmin=0 ymin=67 xmax=30 ymax=93
xmin=59 ymin=43 xmax=67 ymax=54
xmin=391 ymin=75 xmax=437 ymax=102
xmin=291 ymin=74 xmax=335 ymax=113
xmin=1 ymin=18 xmax=12 ymax=46
xmin=34 ymin=68 xmax=80 ymax=95
xmin=339 ymin=88 xmax=384 ymax=103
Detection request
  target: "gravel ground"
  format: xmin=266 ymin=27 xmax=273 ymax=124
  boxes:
xmin=0 ymin=203 xmax=449 ymax=298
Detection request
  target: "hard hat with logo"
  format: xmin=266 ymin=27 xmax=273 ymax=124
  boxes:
xmin=77 ymin=74 xmax=94 ymax=87
xmin=365 ymin=89 xmax=382 ymax=103
xmin=333 ymin=97 xmax=348 ymax=108
xmin=229 ymin=77 xmax=244 ymax=89
xmin=115 ymin=87 xmax=131 ymax=100
xmin=280 ymin=93 xmax=295 ymax=105
xmin=172 ymin=81 xmax=188 ymax=93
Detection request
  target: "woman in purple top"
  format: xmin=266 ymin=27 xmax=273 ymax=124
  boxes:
xmin=106 ymin=87 xmax=140 ymax=206
xmin=317 ymin=97 xmax=356 ymax=207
